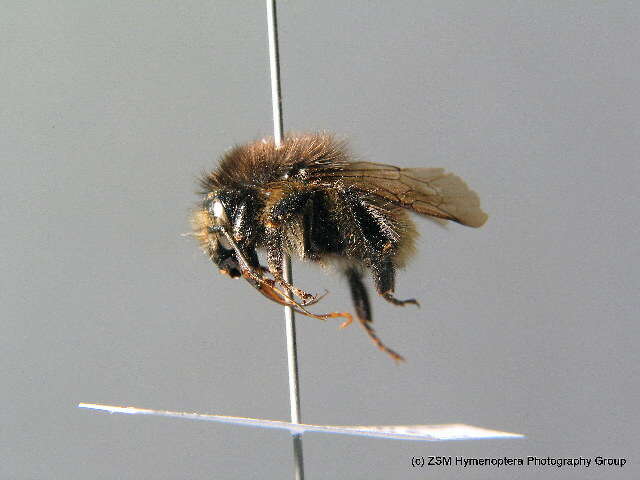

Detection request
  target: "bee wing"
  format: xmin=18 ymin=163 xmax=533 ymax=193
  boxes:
xmin=311 ymin=162 xmax=488 ymax=227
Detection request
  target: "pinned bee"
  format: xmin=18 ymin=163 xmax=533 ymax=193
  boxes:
xmin=192 ymin=133 xmax=487 ymax=361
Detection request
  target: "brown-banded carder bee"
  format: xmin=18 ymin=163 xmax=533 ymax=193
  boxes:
xmin=191 ymin=133 xmax=487 ymax=361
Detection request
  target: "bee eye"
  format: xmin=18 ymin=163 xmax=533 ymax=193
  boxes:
xmin=207 ymin=196 xmax=231 ymax=226
xmin=212 ymin=199 xmax=225 ymax=219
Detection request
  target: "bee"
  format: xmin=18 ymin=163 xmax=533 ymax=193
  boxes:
xmin=192 ymin=133 xmax=487 ymax=361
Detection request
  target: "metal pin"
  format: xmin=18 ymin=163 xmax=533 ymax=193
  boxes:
xmin=266 ymin=1 xmax=305 ymax=479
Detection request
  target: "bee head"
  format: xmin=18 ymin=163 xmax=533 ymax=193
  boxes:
xmin=194 ymin=191 xmax=243 ymax=278
xmin=202 ymin=188 xmax=256 ymax=245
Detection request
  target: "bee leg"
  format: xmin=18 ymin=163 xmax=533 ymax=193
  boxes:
xmin=241 ymin=268 xmax=351 ymax=323
xmin=342 ymin=267 xmax=371 ymax=328
xmin=245 ymin=248 xmax=272 ymax=276
xmin=276 ymin=274 xmax=320 ymax=306
xmin=266 ymin=238 xmax=320 ymax=305
xmin=373 ymin=259 xmax=420 ymax=307
xmin=265 ymin=190 xmax=323 ymax=303
xmin=345 ymin=267 xmax=405 ymax=363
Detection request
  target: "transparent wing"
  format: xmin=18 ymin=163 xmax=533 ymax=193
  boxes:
xmin=309 ymin=161 xmax=488 ymax=227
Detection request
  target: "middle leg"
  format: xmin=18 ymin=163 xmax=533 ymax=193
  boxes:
xmin=265 ymin=228 xmax=321 ymax=305
xmin=372 ymin=257 xmax=420 ymax=307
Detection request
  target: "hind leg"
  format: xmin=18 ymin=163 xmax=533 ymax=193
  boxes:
xmin=372 ymin=258 xmax=420 ymax=307
xmin=344 ymin=267 xmax=405 ymax=362
xmin=346 ymin=268 xmax=372 ymax=321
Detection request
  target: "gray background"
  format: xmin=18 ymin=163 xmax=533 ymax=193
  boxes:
xmin=3 ymin=1 xmax=638 ymax=479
